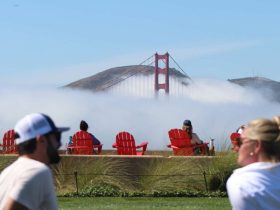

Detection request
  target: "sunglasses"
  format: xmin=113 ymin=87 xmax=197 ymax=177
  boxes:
xmin=46 ymin=132 xmax=61 ymax=147
xmin=239 ymin=138 xmax=256 ymax=146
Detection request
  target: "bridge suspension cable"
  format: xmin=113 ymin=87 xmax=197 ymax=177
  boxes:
xmin=138 ymin=54 xmax=154 ymax=65
xmin=169 ymin=54 xmax=190 ymax=78
xmin=99 ymin=54 xmax=155 ymax=91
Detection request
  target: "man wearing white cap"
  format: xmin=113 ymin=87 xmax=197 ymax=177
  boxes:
xmin=0 ymin=113 xmax=69 ymax=210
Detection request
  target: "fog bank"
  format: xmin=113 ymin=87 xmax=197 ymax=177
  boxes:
xmin=0 ymin=79 xmax=279 ymax=151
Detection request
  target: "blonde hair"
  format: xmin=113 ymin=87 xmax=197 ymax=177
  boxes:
xmin=246 ymin=116 xmax=280 ymax=161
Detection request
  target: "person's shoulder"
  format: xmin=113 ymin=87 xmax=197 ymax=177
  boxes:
xmin=228 ymin=163 xmax=279 ymax=194
xmin=18 ymin=158 xmax=50 ymax=174
xmin=192 ymin=133 xmax=199 ymax=137
xmin=2 ymin=158 xmax=52 ymax=186
xmin=191 ymin=133 xmax=202 ymax=142
xmin=234 ymin=162 xmax=280 ymax=174
xmin=227 ymin=172 xmax=256 ymax=199
xmin=87 ymin=132 xmax=95 ymax=138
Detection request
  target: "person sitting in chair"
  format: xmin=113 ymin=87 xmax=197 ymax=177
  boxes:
xmin=182 ymin=120 xmax=203 ymax=144
xmin=182 ymin=119 xmax=208 ymax=154
xmin=80 ymin=120 xmax=101 ymax=145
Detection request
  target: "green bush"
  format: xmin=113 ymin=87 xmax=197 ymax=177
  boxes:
xmin=207 ymin=153 xmax=238 ymax=191
xmin=82 ymin=183 xmax=121 ymax=197
xmin=60 ymin=183 xmax=227 ymax=198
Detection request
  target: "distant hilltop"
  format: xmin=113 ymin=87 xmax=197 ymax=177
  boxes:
xmin=64 ymin=65 xmax=280 ymax=103
xmin=228 ymin=77 xmax=280 ymax=103
xmin=64 ymin=65 xmax=190 ymax=92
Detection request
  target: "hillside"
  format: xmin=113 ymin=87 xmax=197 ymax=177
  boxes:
xmin=228 ymin=77 xmax=280 ymax=103
xmin=64 ymin=65 xmax=190 ymax=92
xmin=64 ymin=65 xmax=280 ymax=103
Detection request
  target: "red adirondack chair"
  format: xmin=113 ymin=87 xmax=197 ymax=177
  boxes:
xmin=67 ymin=131 xmax=103 ymax=155
xmin=0 ymin=129 xmax=17 ymax=154
xmin=167 ymin=129 xmax=209 ymax=156
xmin=112 ymin=131 xmax=148 ymax=155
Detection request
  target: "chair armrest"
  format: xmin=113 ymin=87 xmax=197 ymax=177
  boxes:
xmin=135 ymin=141 xmax=148 ymax=154
xmin=170 ymin=145 xmax=181 ymax=150
xmin=193 ymin=143 xmax=208 ymax=149
xmin=195 ymin=142 xmax=209 ymax=147
xmin=167 ymin=144 xmax=182 ymax=150
xmin=93 ymin=144 xmax=103 ymax=148
xmin=112 ymin=143 xmax=117 ymax=148
xmin=136 ymin=141 xmax=148 ymax=148
xmin=93 ymin=144 xmax=103 ymax=154
xmin=136 ymin=141 xmax=148 ymax=150
xmin=67 ymin=145 xmax=90 ymax=149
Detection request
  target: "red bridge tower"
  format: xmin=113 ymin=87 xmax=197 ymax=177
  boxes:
xmin=154 ymin=52 xmax=169 ymax=94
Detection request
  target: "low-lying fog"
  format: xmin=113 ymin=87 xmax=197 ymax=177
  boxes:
xmin=1 ymin=77 xmax=279 ymax=151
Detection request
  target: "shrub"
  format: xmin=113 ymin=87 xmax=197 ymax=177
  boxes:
xmin=60 ymin=186 xmax=227 ymax=198
xmin=207 ymin=153 xmax=238 ymax=191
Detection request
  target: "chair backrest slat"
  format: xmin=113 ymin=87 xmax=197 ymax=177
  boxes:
xmin=116 ymin=131 xmax=137 ymax=155
xmin=71 ymin=131 xmax=93 ymax=154
xmin=168 ymin=129 xmax=192 ymax=147
xmin=168 ymin=129 xmax=194 ymax=155
xmin=2 ymin=129 xmax=17 ymax=154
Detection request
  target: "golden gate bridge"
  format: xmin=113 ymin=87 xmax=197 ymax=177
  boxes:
xmin=98 ymin=52 xmax=193 ymax=97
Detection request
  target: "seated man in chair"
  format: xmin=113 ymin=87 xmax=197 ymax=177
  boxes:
xmin=182 ymin=119 xmax=208 ymax=154
xmin=67 ymin=120 xmax=102 ymax=155
xmin=79 ymin=120 xmax=101 ymax=146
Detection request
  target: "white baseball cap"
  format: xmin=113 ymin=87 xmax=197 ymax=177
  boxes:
xmin=14 ymin=113 xmax=70 ymax=145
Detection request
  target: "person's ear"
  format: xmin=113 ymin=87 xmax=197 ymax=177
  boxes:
xmin=254 ymin=140 xmax=262 ymax=154
xmin=36 ymin=135 xmax=45 ymax=144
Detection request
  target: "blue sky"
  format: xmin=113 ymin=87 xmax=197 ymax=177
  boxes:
xmin=0 ymin=0 xmax=279 ymax=87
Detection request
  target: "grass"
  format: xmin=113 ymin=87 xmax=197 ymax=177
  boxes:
xmin=0 ymin=155 xmax=17 ymax=171
xmin=58 ymin=197 xmax=231 ymax=210
xmin=53 ymin=155 xmax=221 ymax=194
xmin=1 ymin=154 xmax=234 ymax=209
xmin=0 ymin=154 xmax=239 ymax=194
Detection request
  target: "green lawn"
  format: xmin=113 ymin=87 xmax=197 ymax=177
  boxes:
xmin=58 ymin=197 xmax=231 ymax=210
